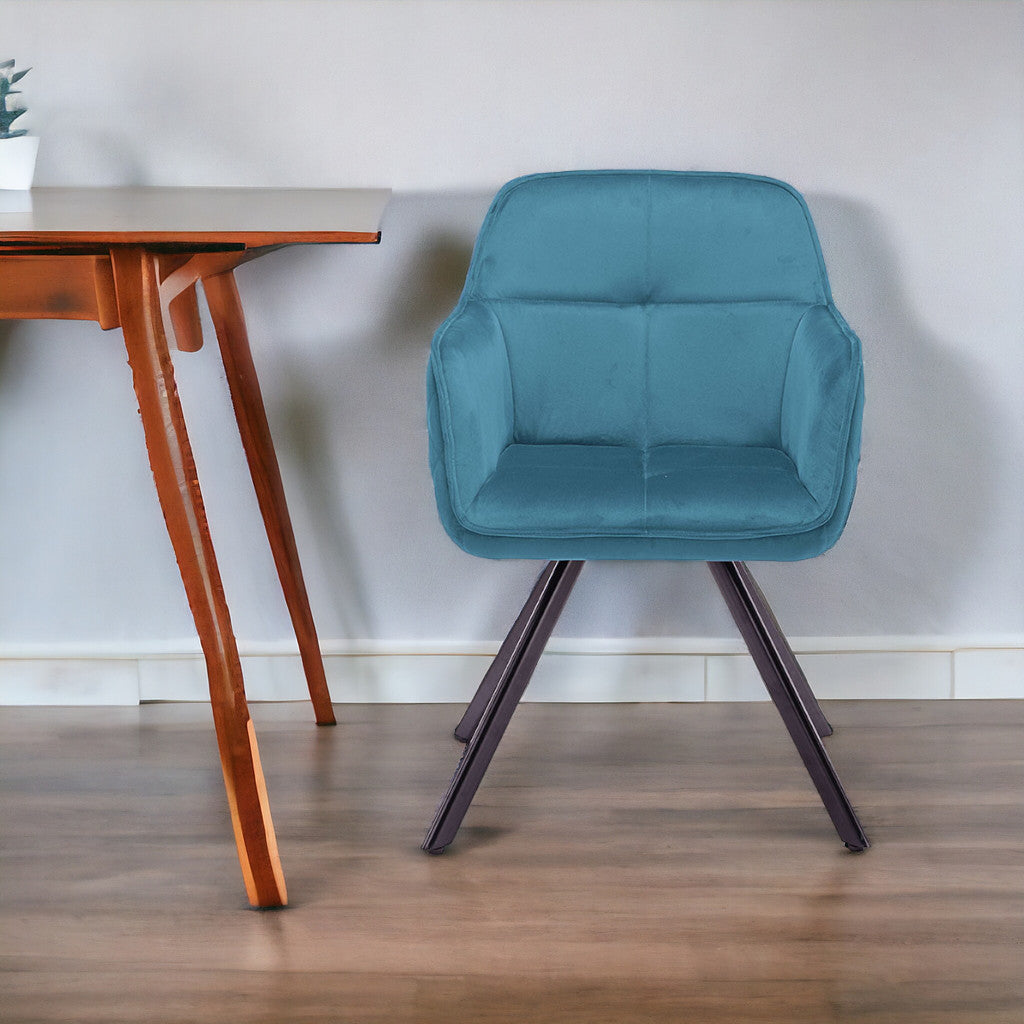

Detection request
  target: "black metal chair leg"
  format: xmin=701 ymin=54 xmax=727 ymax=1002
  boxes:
xmin=727 ymin=561 xmax=833 ymax=738
xmin=708 ymin=561 xmax=869 ymax=851
xmin=454 ymin=561 xmax=566 ymax=742
xmin=423 ymin=560 xmax=584 ymax=854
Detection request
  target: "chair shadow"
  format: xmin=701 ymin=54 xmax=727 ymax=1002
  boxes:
xmin=241 ymin=193 xmax=497 ymax=698
xmin=439 ymin=825 xmax=513 ymax=854
xmin=793 ymin=192 xmax=995 ymax=633
xmin=611 ymin=191 xmax=996 ymax=641
xmin=232 ymin=190 xmax=989 ymax=690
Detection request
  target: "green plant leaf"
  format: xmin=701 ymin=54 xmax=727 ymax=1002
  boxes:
xmin=11 ymin=68 xmax=30 ymax=84
xmin=0 ymin=107 xmax=26 ymax=132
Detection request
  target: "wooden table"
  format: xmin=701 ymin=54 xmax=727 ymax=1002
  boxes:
xmin=0 ymin=187 xmax=391 ymax=907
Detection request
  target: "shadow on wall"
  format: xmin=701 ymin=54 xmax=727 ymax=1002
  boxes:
xmin=239 ymin=190 xmax=996 ymax=685
xmin=0 ymin=323 xmax=12 ymax=373
xmin=756 ymin=192 xmax=995 ymax=637
xmin=0 ymin=322 xmax=26 ymax=389
xmin=266 ymin=220 xmax=480 ymax=640
xmin=249 ymin=193 xmax=507 ymax=684
xmin=518 ymin=190 xmax=996 ymax=641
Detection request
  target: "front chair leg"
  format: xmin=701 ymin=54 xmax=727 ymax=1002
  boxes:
xmin=455 ymin=561 xmax=574 ymax=742
xmin=726 ymin=562 xmax=833 ymax=738
xmin=423 ymin=560 xmax=584 ymax=854
xmin=707 ymin=561 xmax=869 ymax=851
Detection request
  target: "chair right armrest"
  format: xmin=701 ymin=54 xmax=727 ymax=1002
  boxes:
xmin=780 ymin=304 xmax=864 ymax=514
xmin=428 ymin=301 xmax=515 ymax=518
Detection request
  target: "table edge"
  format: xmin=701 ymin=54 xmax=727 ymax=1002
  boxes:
xmin=0 ymin=230 xmax=383 ymax=247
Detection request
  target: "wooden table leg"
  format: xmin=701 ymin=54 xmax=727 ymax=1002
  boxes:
xmin=202 ymin=270 xmax=336 ymax=726
xmin=111 ymin=246 xmax=288 ymax=908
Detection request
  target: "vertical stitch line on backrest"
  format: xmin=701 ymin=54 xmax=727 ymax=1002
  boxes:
xmin=638 ymin=171 xmax=655 ymax=536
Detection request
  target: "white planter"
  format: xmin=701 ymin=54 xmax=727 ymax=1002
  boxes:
xmin=0 ymin=136 xmax=39 ymax=190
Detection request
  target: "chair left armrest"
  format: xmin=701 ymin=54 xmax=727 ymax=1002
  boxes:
xmin=780 ymin=304 xmax=864 ymax=513
xmin=427 ymin=301 xmax=515 ymax=519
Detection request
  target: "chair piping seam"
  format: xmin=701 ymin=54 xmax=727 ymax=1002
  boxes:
xmin=479 ymin=297 xmax=814 ymax=306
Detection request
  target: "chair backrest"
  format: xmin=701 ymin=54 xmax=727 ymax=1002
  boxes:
xmin=460 ymin=171 xmax=834 ymax=447
xmin=466 ymin=171 xmax=830 ymax=305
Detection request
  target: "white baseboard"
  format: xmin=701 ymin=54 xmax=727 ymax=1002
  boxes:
xmin=0 ymin=657 xmax=141 ymax=706
xmin=2 ymin=637 xmax=1024 ymax=705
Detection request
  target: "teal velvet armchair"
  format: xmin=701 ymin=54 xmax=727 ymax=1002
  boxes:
xmin=423 ymin=171 xmax=868 ymax=855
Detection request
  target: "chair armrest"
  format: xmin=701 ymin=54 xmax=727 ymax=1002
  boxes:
xmin=428 ymin=301 xmax=515 ymax=516
xmin=780 ymin=304 xmax=864 ymax=512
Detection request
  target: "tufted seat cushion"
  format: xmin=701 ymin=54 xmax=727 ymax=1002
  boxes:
xmin=466 ymin=443 xmax=824 ymax=538
xmin=426 ymin=171 xmax=864 ymax=561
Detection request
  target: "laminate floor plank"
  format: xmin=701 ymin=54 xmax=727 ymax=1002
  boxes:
xmin=1 ymin=701 xmax=1022 ymax=1022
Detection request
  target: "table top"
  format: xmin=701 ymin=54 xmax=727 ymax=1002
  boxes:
xmin=0 ymin=187 xmax=391 ymax=247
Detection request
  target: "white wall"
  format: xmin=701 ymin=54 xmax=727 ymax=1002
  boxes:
xmin=2 ymin=1 xmax=1023 ymax=701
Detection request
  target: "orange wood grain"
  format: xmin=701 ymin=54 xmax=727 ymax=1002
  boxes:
xmin=203 ymin=269 xmax=336 ymax=726
xmin=91 ymin=257 xmax=119 ymax=330
xmin=0 ymin=190 xmax=386 ymax=905
xmin=110 ymin=246 xmax=288 ymax=908
xmin=0 ymin=255 xmax=116 ymax=325
xmin=158 ymin=250 xmax=261 ymax=296
xmin=167 ymin=285 xmax=205 ymax=353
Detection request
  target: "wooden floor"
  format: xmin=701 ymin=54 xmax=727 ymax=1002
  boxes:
xmin=1 ymin=699 xmax=1022 ymax=1023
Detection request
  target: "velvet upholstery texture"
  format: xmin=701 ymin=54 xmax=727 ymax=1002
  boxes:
xmin=427 ymin=171 xmax=864 ymax=561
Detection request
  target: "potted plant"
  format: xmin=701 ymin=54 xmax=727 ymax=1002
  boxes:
xmin=1 ymin=59 xmax=37 ymax=190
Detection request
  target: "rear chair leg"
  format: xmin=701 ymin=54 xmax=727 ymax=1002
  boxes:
xmin=707 ymin=561 xmax=869 ymax=851
xmin=423 ymin=560 xmax=584 ymax=854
